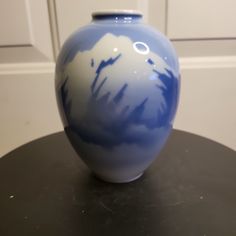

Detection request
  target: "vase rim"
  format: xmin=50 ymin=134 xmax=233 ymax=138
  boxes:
xmin=92 ymin=9 xmax=143 ymax=17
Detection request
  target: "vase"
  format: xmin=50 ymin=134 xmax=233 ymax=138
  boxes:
xmin=55 ymin=10 xmax=180 ymax=183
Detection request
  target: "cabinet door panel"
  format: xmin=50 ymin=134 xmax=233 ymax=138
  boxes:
xmin=167 ymin=0 xmax=236 ymax=39
xmin=0 ymin=0 xmax=53 ymax=62
xmin=55 ymin=0 xmax=166 ymax=46
xmin=0 ymin=0 xmax=31 ymax=46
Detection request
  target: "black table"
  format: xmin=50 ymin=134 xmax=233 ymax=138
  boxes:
xmin=0 ymin=130 xmax=235 ymax=236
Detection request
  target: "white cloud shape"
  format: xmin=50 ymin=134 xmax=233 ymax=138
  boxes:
xmin=64 ymin=33 xmax=173 ymax=120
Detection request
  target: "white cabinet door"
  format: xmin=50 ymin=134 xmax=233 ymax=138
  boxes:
xmin=167 ymin=0 xmax=236 ymax=57
xmin=167 ymin=0 xmax=236 ymax=39
xmin=0 ymin=0 xmax=53 ymax=62
xmin=0 ymin=0 xmax=31 ymax=46
xmin=55 ymin=0 xmax=166 ymax=46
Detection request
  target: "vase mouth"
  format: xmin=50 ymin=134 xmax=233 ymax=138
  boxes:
xmin=92 ymin=9 xmax=143 ymax=18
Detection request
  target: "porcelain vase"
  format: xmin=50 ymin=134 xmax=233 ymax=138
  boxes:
xmin=55 ymin=10 xmax=180 ymax=183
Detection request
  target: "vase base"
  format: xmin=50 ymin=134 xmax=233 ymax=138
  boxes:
xmin=94 ymin=172 xmax=144 ymax=184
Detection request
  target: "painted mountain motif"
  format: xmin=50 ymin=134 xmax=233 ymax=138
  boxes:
xmin=55 ymin=12 xmax=180 ymax=183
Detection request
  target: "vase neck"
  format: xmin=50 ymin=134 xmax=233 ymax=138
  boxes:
xmin=92 ymin=10 xmax=143 ymax=24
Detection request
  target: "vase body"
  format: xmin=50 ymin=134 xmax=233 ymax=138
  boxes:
xmin=55 ymin=11 xmax=180 ymax=183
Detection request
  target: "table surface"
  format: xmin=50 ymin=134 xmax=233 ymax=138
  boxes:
xmin=0 ymin=130 xmax=235 ymax=236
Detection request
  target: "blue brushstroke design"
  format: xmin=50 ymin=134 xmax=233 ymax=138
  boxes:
xmin=58 ymin=77 xmax=75 ymax=127
xmin=59 ymin=56 xmax=179 ymax=148
xmin=93 ymin=77 xmax=107 ymax=98
xmin=91 ymin=58 xmax=94 ymax=67
xmin=98 ymin=91 xmax=111 ymax=104
xmin=60 ymin=77 xmax=71 ymax=121
xmin=125 ymin=98 xmax=148 ymax=124
xmin=55 ymin=26 xmax=179 ymax=77
xmin=147 ymin=58 xmax=154 ymax=65
xmin=153 ymin=68 xmax=180 ymax=126
xmin=112 ymin=83 xmax=128 ymax=104
xmin=91 ymin=54 xmax=121 ymax=93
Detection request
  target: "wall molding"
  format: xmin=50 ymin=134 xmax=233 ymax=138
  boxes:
xmin=180 ymin=56 xmax=236 ymax=69
xmin=0 ymin=62 xmax=55 ymax=75
xmin=47 ymin=0 xmax=60 ymax=59
xmin=0 ymin=56 xmax=236 ymax=75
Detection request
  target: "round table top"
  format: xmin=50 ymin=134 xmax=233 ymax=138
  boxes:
xmin=0 ymin=130 xmax=235 ymax=236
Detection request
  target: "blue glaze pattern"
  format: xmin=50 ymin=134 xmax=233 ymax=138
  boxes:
xmin=91 ymin=53 xmax=121 ymax=92
xmin=56 ymin=23 xmax=179 ymax=75
xmin=55 ymin=12 xmax=180 ymax=183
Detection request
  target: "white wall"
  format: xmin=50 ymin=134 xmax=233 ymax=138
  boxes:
xmin=176 ymin=60 xmax=236 ymax=150
xmin=0 ymin=0 xmax=235 ymax=157
xmin=0 ymin=68 xmax=63 ymax=156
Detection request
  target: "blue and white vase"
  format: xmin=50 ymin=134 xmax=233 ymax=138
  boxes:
xmin=55 ymin=10 xmax=180 ymax=183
